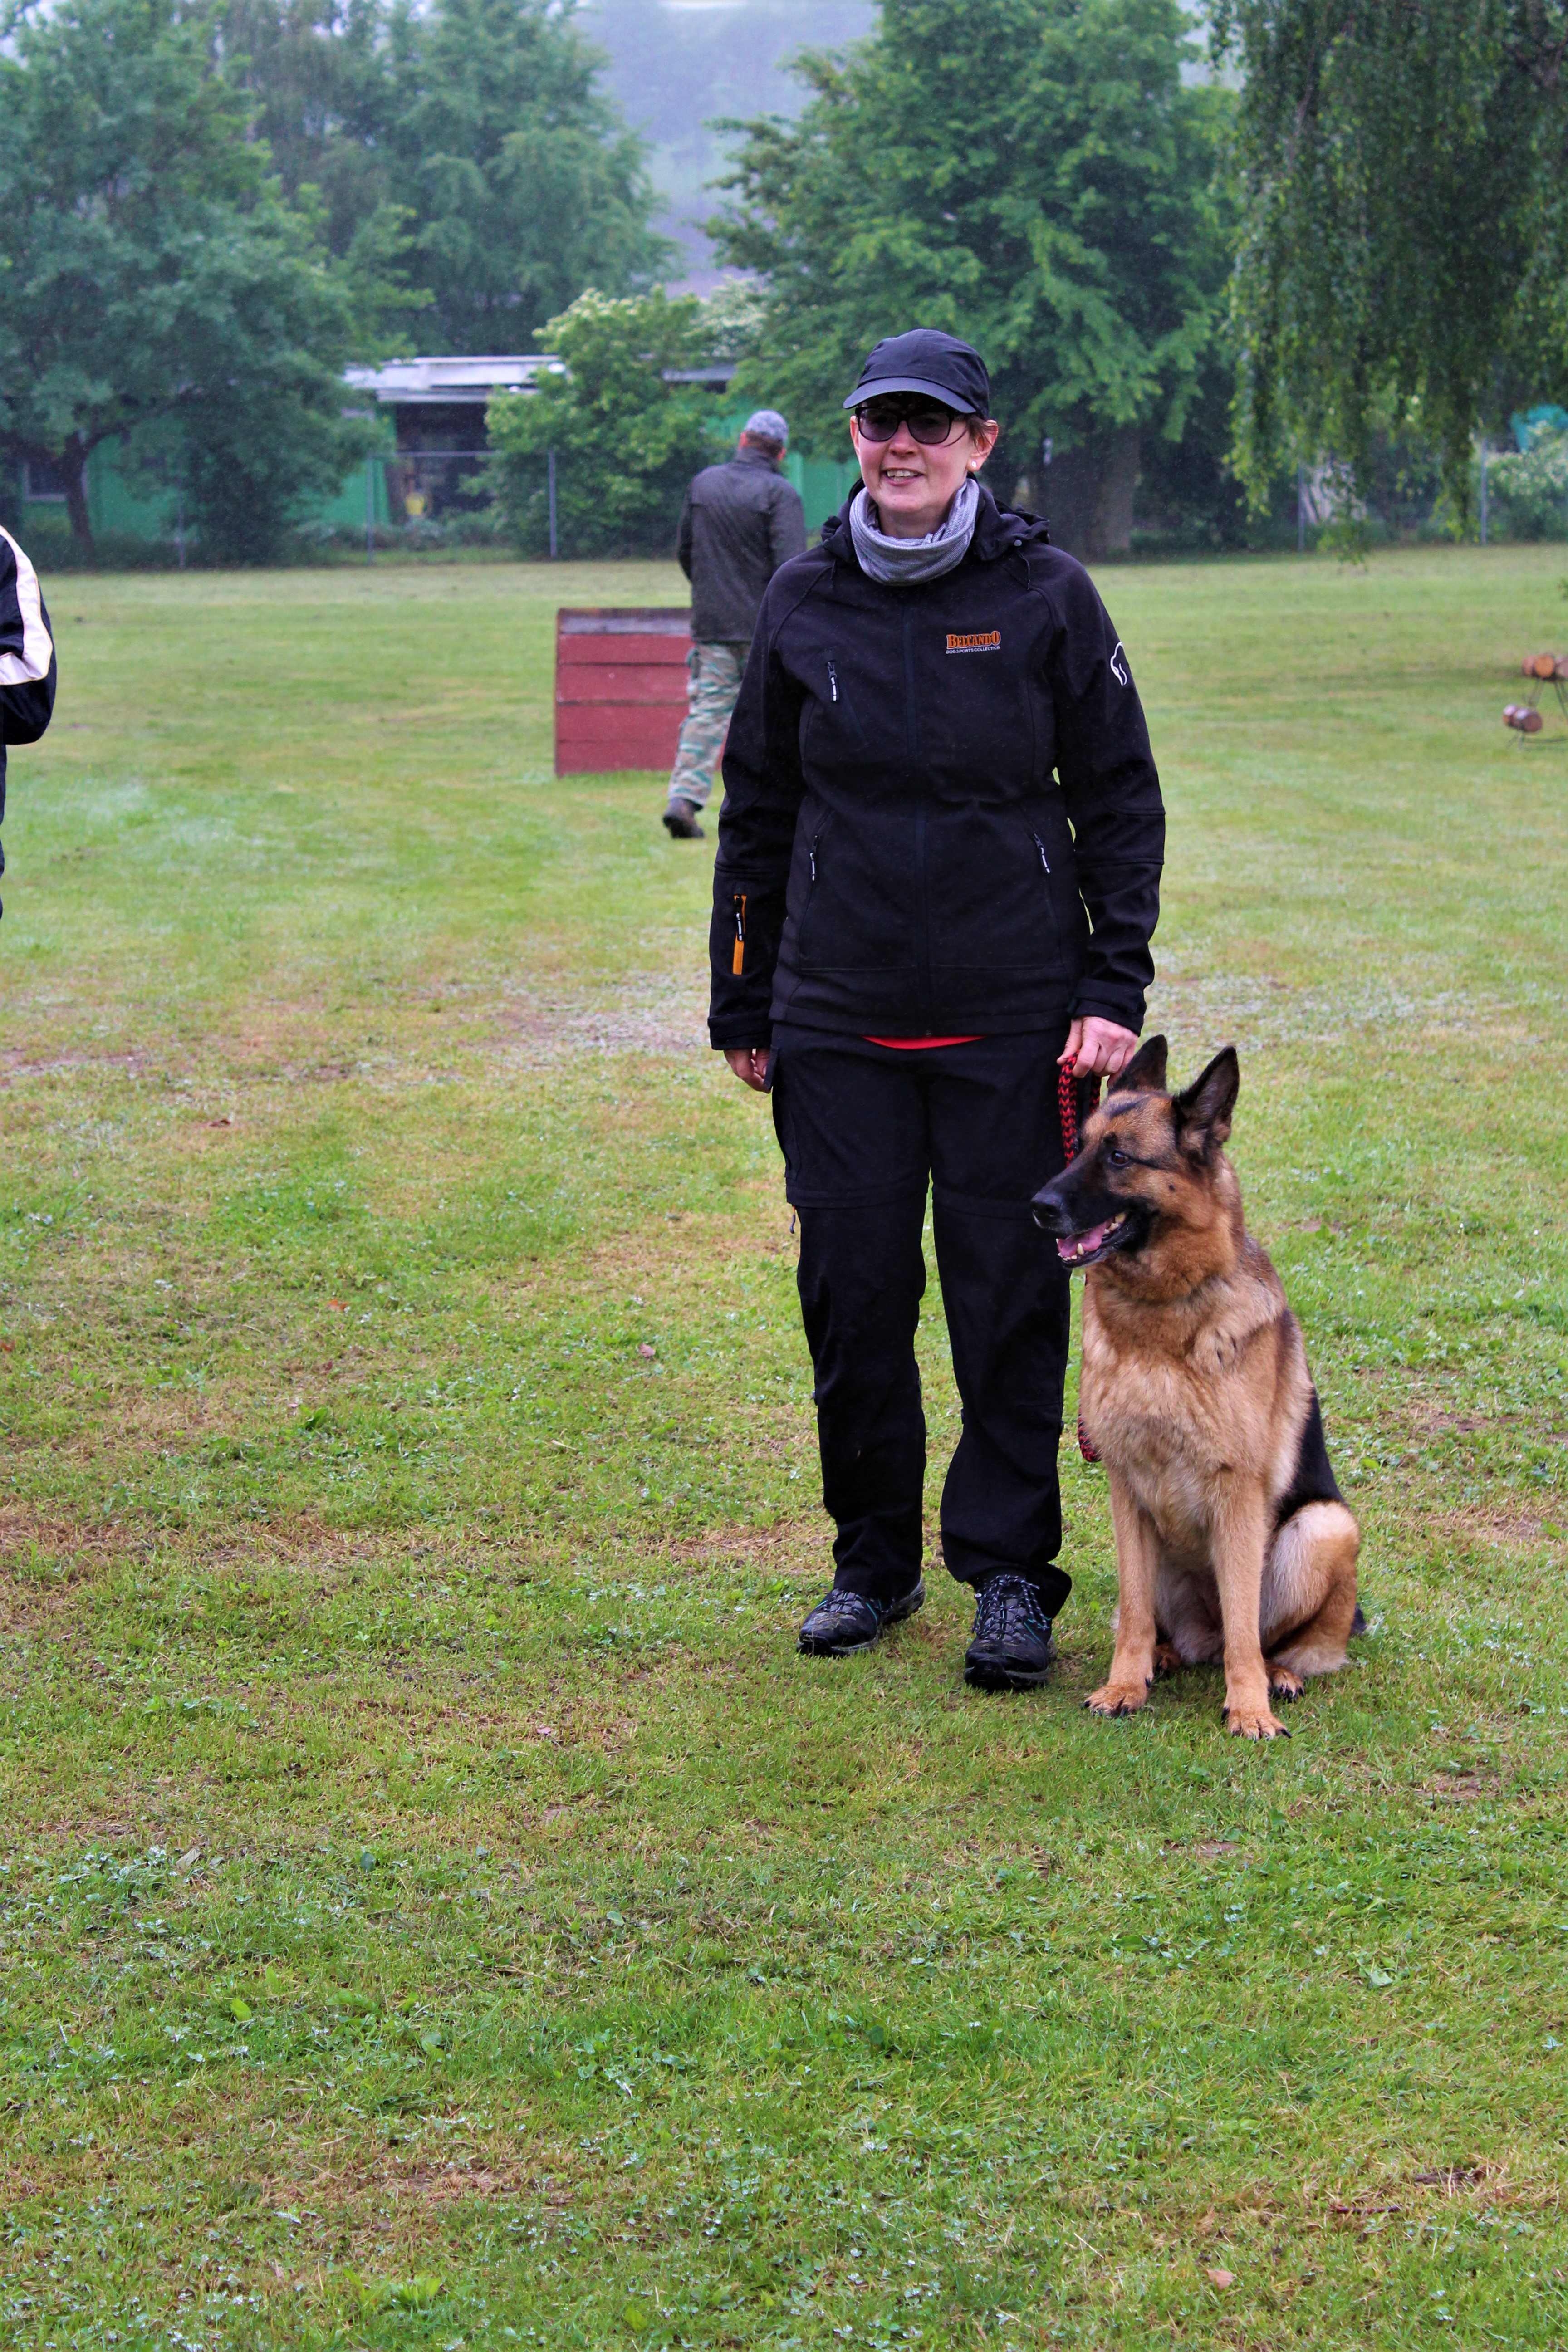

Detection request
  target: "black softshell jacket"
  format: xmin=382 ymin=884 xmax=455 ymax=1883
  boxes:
xmin=707 ymin=487 xmax=1164 ymax=1047
xmin=677 ymin=448 xmax=807 ymax=644
xmin=0 ymin=527 xmax=58 ymax=917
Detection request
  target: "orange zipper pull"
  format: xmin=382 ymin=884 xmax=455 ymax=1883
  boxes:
xmin=732 ymin=893 xmax=747 ymax=976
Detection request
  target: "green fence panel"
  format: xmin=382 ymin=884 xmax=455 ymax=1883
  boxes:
xmin=783 ymin=453 xmax=861 ymax=535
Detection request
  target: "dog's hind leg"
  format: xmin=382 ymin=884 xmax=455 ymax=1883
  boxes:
xmin=1086 ymin=1472 xmax=1161 ymax=1718
xmin=1263 ymin=1502 xmax=1361 ymax=1693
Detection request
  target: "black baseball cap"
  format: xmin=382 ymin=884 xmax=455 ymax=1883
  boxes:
xmin=843 ymin=329 xmax=991 ymax=417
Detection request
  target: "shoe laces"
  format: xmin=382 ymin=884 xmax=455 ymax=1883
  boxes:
xmin=974 ymin=1573 xmax=1050 ymax=1641
xmin=810 ymin=1586 xmax=873 ymax=1626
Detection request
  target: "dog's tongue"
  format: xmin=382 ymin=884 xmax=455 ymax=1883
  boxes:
xmin=1057 ymin=1219 xmax=1116 ymax=1263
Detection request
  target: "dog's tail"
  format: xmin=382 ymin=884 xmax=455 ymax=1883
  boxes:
xmin=1351 ymin=1602 xmax=1367 ymax=1637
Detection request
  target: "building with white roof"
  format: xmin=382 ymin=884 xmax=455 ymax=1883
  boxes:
xmin=342 ymin=356 xmax=566 ymax=452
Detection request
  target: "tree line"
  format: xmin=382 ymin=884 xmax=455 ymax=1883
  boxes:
xmin=0 ymin=0 xmax=669 ymax=559
xmin=3 ymin=0 xmax=1565 ymax=562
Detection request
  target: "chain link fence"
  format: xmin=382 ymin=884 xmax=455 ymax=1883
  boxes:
xmin=305 ymin=450 xmax=672 ymax=560
xmin=15 ymin=429 xmax=1568 ymax=569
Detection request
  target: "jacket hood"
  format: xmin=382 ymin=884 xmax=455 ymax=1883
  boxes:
xmin=821 ymin=481 xmax=1050 ymax=569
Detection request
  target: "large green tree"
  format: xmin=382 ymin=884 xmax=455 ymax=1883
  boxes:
xmin=710 ymin=0 xmax=1234 ymax=554
xmin=386 ymin=0 xmax=672 ymax=350
xmin=0 ymin=0 xmax=371 ymax=558
xmin=217 ymin=0 xmax=396 ymax=261
xmin=1215 ymin=0 xmax=1568 ymax=515
xmin=220 ymin=0 xmax=673 ymax=350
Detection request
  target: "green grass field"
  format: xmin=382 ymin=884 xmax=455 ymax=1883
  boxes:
xmin=1 ymin=545 xmax=1565 ymax=2350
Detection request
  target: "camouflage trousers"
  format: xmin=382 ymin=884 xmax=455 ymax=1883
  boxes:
xmin=666 ymin=639 xmax=750 ymax=811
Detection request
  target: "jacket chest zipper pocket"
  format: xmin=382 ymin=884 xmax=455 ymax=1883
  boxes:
xmin=1030 ymin=830 xmax=1062 ymax=954
xmin=819 ymin=654 xmax=867 ymax=745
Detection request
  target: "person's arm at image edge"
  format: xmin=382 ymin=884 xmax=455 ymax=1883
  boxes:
xmin=0 ymin=528 xmax=58 ymax=916
xmin=0 ymin=525 xmax=57 ymax=742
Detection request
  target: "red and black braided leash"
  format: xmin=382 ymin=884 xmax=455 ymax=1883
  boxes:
xmin=1057 ymin=1058 xmax=1102 ymax=1464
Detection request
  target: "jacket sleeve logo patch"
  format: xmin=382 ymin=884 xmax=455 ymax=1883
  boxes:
xmin=946 ymin=630 xmax=1002 ymax=653
xmin=1109 ymin=640 xmax=1130 ymax=686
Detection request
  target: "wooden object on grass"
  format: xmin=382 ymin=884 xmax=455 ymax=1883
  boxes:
xmin=555 ymin=608 xmax=692 ymax=777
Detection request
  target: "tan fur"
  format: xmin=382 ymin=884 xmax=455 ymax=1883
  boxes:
xmin=1071 ymin=1079 xmax=1360 ymax=1740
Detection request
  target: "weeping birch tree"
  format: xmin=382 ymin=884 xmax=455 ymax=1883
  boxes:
xmin=1215 ymin=0 xmax=1568 ymax=518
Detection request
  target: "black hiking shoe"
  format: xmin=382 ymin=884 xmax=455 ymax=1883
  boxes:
xmin=662 ymin=800 xmax=705 ymax=839
xmin=798 ymin=1579 xmax=925 ymax=1658
xmin=964 ymin=1573 xmax=1058 ymax=1690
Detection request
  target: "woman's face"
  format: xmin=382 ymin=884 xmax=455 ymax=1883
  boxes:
xmin=849 ymin=401 xmax=1000 ymax=540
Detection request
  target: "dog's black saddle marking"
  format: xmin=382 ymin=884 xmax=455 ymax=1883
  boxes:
xmin=1274 ymin=1385 xmax=1345 ymax=1529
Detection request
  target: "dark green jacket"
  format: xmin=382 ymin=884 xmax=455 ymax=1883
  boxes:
xmin=676 ymin=447 xmax=806 ymax=644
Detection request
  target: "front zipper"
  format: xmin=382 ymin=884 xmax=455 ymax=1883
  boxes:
xmin=826 ymin=658 xmax=839 ymax=703
xmin=903 ymin=608 xmax=932 ymax=1027
xmin=1032 ymin=831 xmax=1051 ymax=875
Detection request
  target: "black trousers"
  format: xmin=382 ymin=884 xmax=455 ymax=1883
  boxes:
xmin=770 ymin=1024 xmax=1073 ymax=1615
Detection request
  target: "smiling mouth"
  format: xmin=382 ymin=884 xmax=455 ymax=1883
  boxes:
xmin=1055 ymin=1212 xmax=1128 ymax=1267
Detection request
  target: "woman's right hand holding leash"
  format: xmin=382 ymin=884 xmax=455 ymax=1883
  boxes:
xmin=1058 ymin=1015 xmax=1139 ymax=1080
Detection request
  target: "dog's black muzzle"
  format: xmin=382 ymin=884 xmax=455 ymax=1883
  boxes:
xmin=1032 ymin=1170 xmax=1147 ymax=1269
xmin=1031 ymin=1171 xmax=1082 ymax=1235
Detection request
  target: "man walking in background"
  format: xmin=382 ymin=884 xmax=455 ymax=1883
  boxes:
xmin=662 ymin=410 xmax=805 ymax=840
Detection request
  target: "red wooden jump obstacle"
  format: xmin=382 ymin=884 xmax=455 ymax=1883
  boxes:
xmin=554 ymin=608 xmax=692 ymax=777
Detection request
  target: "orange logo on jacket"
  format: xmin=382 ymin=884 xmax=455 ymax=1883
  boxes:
xmin=946 ymin=630 xmax=1001 ymax=653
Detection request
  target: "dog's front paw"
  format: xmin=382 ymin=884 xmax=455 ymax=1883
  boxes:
xmin=1085 ymin=1677 xmax=1151 ymax=1719
xmin=1268 ymin=1663 xmax=1305 ymax=1700
xmin=1222 ymin=1698 xmax=1290 ymax=1740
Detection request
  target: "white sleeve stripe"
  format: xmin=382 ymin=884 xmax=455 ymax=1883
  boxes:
xmin=0 ymin=524 xmax=54 ymax=687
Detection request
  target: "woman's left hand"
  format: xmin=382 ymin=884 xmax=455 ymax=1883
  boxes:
xmin=724 ymin=1045 xmax=772 ymax=1091
xmin=1058 ymin=1017 xmax=1140 ymax=1079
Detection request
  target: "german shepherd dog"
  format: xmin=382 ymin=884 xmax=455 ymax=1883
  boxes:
xmin=1032 ymin=1038 xmax=1360 ymax=1740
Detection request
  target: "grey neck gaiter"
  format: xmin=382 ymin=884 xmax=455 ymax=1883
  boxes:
xmin=848 ymin=476 xmax=980 ymax=585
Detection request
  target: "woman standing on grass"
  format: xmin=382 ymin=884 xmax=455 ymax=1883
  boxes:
xmin=706 ymin=331 xmax=1164 ymax=1690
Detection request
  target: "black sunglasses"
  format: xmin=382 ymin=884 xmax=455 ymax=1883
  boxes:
xmin=853 ymin=399 xmax=968 ymax=446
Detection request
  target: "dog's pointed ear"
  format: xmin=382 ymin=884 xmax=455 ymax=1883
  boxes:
xmin=1107 ymin=1033 xmax=1168 ymax=1097
xmin=1174 ymin=1046 xmax=1239 ymax=1154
